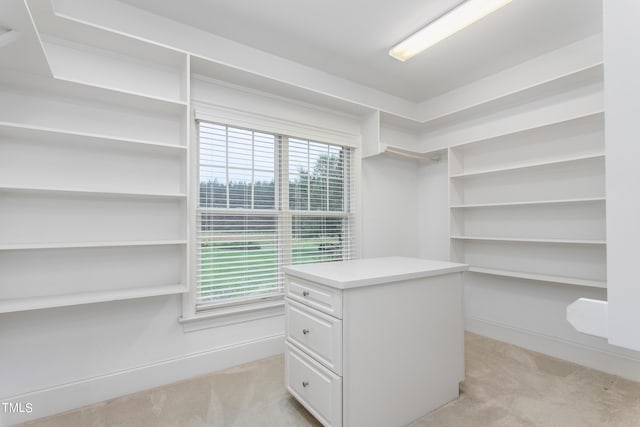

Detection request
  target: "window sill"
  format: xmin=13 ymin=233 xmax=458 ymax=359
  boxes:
xmin=179 ymin=297 xmax=285 ymax=332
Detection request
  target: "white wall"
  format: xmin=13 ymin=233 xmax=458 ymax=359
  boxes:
xmin=417 ymin=156 xmax=450 ymax=261
xmin=0 ymin=297 xmax=284 ymax=426
xmin=465 ymin=276 xmax=640 ymax=381
xmin=603 ymin=0 xmax=640 ymax=352
xmin=361 ymin=155 xmax=420 ymax=258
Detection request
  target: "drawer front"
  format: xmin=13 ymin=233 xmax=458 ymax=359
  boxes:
xmin=286 ymin=343 xmax=342 ymax=427
xmin=286 ymin=299 xmax=343 ymax=375
xmin=286 ymin=275 xmax=343 ymax=318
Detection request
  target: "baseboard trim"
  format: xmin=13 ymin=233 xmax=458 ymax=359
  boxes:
xmin=466 ymin=316 xmax=640 ymax=382
xmin=2 ymin=334 xmax=285 ymax=426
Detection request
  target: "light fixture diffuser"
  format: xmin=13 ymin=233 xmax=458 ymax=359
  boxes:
xmin=389 ymin=0 xmax=512 ymax=62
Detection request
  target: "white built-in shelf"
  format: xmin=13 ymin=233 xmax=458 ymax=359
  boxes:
xmin=32 ymin=8 xmax=186 ymax=71
xmin=41 ymin=35 xmax=187 ymax=104
xmin=421 ymin=63 xmax=603 ymax=128
xmin=445 ymin=60 xmax=606 ymax=290
xmin=448 ymin=112 xmax=604 ymax=151
xmin=0 ymin=6 xmax=190 ymax=314
xmin=52 ymin=75 xmax=187 ymax=114
xmin=191 ymin=56 xmax=378 ymax=119
xmin=468 ymin=266 xmax=606 ymax=289
xmin=0 ymin=185 xmax=186 ymax=199
xmin=0 ymin=121 xmax=187 ymax=152
xmin=0 ymin=284 xmax=187 ymax=314
xmin=377 ymin=65 xmax=604 ymax=133
xmin=450 ymin=236 xmax=606 ymax=245
xmin=435 ymin=110 xmax=605 ymax=155
xmin=382 ymin=144 xmax=444 ymax=161
xmin=0 ymin=240 xmax=187 ymax=251
xmin=450 ymin=153 xmax=604 ymax=179
xmin=450 ymin=197 xmax=606 ymax=209
xmin=0 ymin=69 xmax=187 ymax=115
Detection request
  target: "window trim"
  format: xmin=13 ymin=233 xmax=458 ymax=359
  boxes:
xmin=195 ymin=125 xmax=352 ymax=307
xmin=182 ymin=101 xmax=360 ymax=327
xmin=192 ymin=103 xmax=360 ymax=149
xmin=179 ymin=297 xmax=285 ymax=333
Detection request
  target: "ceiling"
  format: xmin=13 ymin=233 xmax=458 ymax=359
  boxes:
xmin=118 ymin=0 xmax=602 ymax=103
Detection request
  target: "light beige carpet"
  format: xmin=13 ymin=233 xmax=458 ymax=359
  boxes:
xmin=17 ymin=333 xmax=640 ymax=427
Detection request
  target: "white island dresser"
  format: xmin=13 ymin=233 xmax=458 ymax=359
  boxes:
xmin=282 ymin=256 xmax=468 ymax=427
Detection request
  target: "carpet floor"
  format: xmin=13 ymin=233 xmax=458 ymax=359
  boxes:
xmin=18 ymin=333 xmax=640 ymax=427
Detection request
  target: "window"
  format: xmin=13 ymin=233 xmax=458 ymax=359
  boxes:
xmin=196 ymin=121 xmax=355 ymax=310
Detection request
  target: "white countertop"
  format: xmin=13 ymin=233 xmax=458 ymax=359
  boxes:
xmin=281 ymin=256 xmax=468 ymax=289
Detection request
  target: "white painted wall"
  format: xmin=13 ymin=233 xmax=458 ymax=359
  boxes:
xmin=0 ymin=297 xmax=284 ymax=426
xmin=417 ymin=156 xmax=450 ymax=261
xmin=603 ymin=0 xmax=640 ymax=352
xmin=361 ymin=155 xmax=420 ymax=259
xmin=465 ymin=276 xmax=640 ymax=381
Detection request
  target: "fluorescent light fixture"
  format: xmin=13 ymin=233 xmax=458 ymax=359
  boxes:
xmin=389 ymin=0 xmax=512 ymax=61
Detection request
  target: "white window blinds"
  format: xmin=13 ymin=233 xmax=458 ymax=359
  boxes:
xmin=197 ymin=121 xmax=354 ymax=309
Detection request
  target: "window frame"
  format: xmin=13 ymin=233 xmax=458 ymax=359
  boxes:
xmin=181 ymin=108 xmax=359 ymax=330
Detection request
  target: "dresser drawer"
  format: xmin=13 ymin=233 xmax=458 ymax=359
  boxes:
xmin=286 ymin=276 xmax=342 ymax=318
xmin=286 ymin=343 xmax=343 ymax=427
xmin=286 ymin=298 xmax=343 ymax=375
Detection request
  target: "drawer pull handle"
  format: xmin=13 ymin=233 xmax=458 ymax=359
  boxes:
xmin=302 ymin=291 xmax=310 ymax=297
xmin=302 ymin=381 xmax=309 ymax=388
xmin=302 ymin=328 xmax=310 ymax=335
